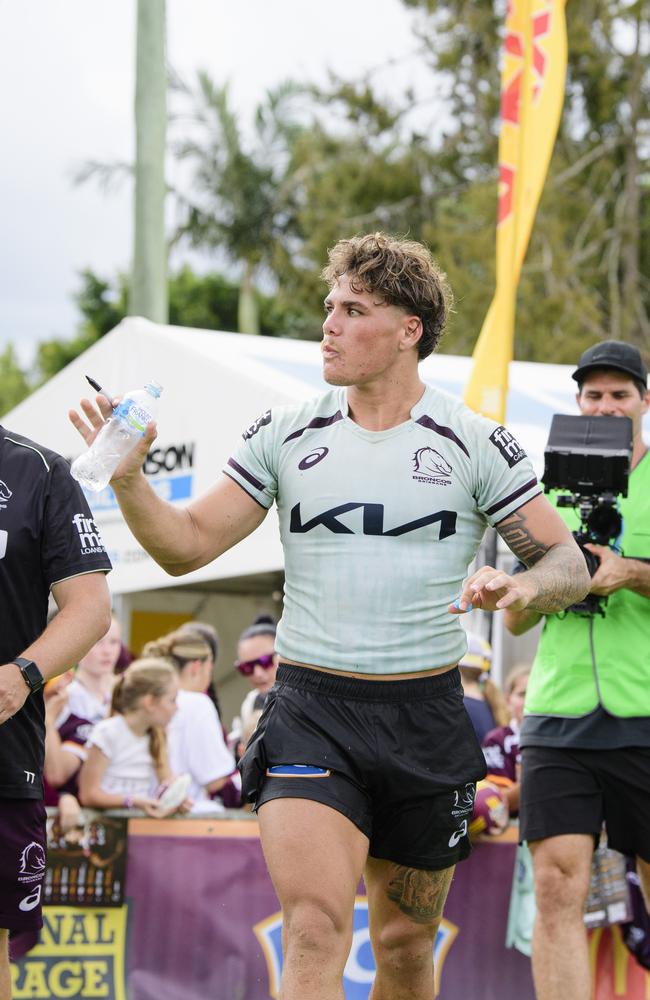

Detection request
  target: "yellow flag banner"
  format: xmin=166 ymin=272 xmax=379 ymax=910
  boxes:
xmin=464 ymin=0 xmax=568 ymax=422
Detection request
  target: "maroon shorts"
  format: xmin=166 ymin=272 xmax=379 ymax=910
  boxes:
xmin=0 ymin=799 xmax=46 ymax=933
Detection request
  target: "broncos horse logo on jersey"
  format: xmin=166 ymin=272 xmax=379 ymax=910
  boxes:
xmin=412 ymin=447 xmax=452 ymax=485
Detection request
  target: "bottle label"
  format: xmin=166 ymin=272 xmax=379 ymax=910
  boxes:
xmin=114 ymin=399 xmax=151 ymax=435
xmin=126 ymin=404 xmax=151 ymax=432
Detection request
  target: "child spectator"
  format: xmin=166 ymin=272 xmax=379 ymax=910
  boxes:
xmin=459 ymin=633 xmax=509 ymax=743
xmin=44 ymin=616 xmax=122 ymax=802
xmin=78 ymin=658 xmax=181 ymax=817
xmin=143 ymin=629 xmax=235 ymax=812
xmin=482 ymin=666 xmax=530 ymax=815
xmin=66 ymin=615 xmax=122 ymax=721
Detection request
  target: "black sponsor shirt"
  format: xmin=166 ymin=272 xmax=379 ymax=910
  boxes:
xmin=0 ymin=426 xmax=112 ymax=798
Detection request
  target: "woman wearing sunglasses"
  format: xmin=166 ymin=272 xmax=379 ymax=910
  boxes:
xmin=234 ymin=615 xmax=278 ymax=742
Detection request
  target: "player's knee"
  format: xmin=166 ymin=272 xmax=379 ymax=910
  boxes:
xmin=283 ymin=898 xmax=350 ymax=957
xmin=533 ymin=857 xmax=589 ymax=918
xmin=373 ymin=915 xmax=437 ymax=975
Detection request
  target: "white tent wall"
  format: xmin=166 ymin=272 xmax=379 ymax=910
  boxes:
xmin=5 ymin=317 xmax=638 ymax=705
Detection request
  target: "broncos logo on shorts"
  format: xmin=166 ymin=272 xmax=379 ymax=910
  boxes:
xmin=19 ymin=841 xmax=45 ymax=877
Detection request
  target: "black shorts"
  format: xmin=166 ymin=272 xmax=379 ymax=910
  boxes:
xmin=0 ymin=798 xmax=46 ymax=933
xmin=519 ymin=745 xmax=650 ymax=862
xmin=239 ymin=664 xmax=486 ymax=871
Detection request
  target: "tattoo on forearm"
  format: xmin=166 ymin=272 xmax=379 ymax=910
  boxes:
xmin=386 ymin=865 xmax=454 ymax=924
xmin=497 ymin=510 xmax=590 ymax=612
xmin=497 ymin=512 xmax=548 ymax=566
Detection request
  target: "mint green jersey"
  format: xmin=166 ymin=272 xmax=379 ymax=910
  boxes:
xmin=525 ymin=450 xmax=650 ymax=718
xmin=225 ymin=385 xmax=540 ymax=674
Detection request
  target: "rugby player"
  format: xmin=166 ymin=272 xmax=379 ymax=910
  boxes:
xmin=70 ymin=233 xmax=589 ymax=999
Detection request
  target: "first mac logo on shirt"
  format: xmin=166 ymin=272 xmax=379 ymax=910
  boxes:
xmin=71 ymin=513 xmax=107 ymax=555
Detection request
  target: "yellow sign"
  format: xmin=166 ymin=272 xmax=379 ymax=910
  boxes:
xmin=11 ymin=906 xmax=128 ymax=1000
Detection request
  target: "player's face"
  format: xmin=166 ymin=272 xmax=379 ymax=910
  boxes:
xmin=321 ymin=275 xmax=419 ymax=387
xmin=77 ymin=617 xmax=122 ymax=678
xmin=577 ymin=371 xmax=650 ymax=440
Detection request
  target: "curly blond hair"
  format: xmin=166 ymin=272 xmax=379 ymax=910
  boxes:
xmin=322 ymin=232 xmax=453 ymax=359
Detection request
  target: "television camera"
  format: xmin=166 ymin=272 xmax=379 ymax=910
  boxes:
xmin=542 ymin=414 xmax=633 ymax=616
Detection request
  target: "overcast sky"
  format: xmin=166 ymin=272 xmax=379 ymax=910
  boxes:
xmin=0 ymin=0 xmax=435 ymax=366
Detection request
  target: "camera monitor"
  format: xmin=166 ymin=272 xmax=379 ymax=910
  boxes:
xmin=543 ymin=415 xmax=632 ymax=497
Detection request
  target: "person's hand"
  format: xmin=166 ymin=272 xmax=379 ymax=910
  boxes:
xmin=449 ymin=565 xmax=535 ymax=615
xmin=584 ymin=545 xmax=628 ymax=596
xmin=133 ymin=796 xmax=168 ymax=818
xmin=58 ymin=793 xmax=83 ymax=834
xmin=0 ymin=664 xmax=30 ymax=724
xmin=68 ymin=393 xmax=157 ymax=485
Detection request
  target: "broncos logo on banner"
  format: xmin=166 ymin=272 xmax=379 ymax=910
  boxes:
xmin=254 ymin=896 xmax=458 ymax=998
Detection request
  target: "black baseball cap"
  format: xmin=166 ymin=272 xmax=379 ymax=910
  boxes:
xmin=572 ymin=340 xmax=648 ymax=387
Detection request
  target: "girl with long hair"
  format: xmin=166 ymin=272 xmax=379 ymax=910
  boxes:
xmin=142 ymin=629 xmax=234 ymax=809
xmin=78 ymin=658 xmax=180 ymax=817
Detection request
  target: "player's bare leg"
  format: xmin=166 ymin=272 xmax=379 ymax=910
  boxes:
xmin=365 ymin=856 xmax=454 ymax=999
xmin=258 ymin=798 xmax=368 ymax=1000
xmin=529 ymin=834 xmax=593 ymax=1000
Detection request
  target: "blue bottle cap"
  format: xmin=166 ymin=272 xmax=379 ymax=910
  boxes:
xmin=145 ymin=379 xmax=163 ymax=398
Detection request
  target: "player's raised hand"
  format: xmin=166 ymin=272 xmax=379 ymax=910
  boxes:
xmin=68 ymin=393 xmax=157 ymax=485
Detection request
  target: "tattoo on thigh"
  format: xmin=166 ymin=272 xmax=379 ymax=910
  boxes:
xmin=497 ymin=512 xmax=549 ymax=566
xmin=386 ymin=866 xmax=454 ymax=924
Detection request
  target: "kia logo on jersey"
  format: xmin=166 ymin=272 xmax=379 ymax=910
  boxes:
xmin=290 ymin=502 xmax=457 ymax=538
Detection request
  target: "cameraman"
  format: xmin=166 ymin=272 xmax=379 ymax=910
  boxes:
xmin=504 ymin=341 xmax=650 ymax=1000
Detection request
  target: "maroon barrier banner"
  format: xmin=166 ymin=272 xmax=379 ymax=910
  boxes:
xmin=11 ymin=817 xmax=650 ymax=999
xmin=122 ymin=822 xmax=534 ymax=1000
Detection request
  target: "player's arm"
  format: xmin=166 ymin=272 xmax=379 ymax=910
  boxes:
xmin=113 ymin=471 xmax=267 ymax=576
xmin=452 ymin=494 xmax=589 ymax=616
xmin=69 ymin=395 xmax=267 ymax=576
xmin=0 ymin=573 xmax=112 ymax=725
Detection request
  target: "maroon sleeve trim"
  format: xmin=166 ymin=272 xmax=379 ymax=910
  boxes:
xmin=223 ymin=471 xmax=269 ymax=510
xmin=486 ymin=478 xmax=540 ymax=517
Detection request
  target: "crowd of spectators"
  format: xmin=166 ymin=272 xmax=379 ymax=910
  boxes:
xmin=43 ymin=612 xmax=279 ymax=829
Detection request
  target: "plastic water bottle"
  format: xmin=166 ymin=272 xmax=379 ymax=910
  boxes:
xmin=71 ymin=380 xmax=162 ymax=492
